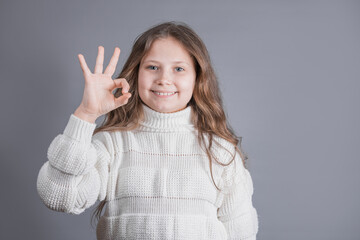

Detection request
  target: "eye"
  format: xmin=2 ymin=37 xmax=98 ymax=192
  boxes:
xmin=147 ymin=65 xmax=158 ymax=70
xmin=175 ymin=67 xmax=184 ymax=72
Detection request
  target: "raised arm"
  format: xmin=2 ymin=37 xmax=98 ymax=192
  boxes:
xmin=37 ymin=45 xmax=131 ymax=214
xmin=36 ymin=114 xmax=113 ymax=214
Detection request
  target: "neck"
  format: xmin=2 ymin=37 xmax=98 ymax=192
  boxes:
xmin=137 ymin=103 xmax=194 ymax=132
xmin=168 ymin=107 xmax=186 ymax=113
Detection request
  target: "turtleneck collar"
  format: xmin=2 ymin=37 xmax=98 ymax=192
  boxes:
xmin=137 ymin=103 xmax=195 ymax=132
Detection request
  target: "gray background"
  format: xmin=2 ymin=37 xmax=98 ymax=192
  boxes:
xmin=0 ymin=0 xmax=359 ymax=239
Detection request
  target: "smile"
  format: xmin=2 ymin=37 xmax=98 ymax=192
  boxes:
xmin=151 ymin=90 xmax=177 ymax=97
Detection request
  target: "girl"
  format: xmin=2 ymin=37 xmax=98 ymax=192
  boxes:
xmin=37 ymin=21 xmax=259 ymax=240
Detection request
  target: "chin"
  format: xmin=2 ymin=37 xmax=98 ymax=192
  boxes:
xmin=152 ymin=105 xmax=177 ymax=113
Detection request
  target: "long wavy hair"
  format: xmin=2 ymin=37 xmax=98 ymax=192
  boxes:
xmin=90 ymin=21 xmax=249 ymax=228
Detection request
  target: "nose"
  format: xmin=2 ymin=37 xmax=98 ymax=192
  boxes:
xmin=156 ymin=69 xmax=173 ymax=85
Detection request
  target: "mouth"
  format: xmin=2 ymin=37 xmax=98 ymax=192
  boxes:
xmin=151 ymin=90 xmax=178 ymax=97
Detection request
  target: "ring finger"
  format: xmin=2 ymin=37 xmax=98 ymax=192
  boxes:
xmin=94 ymin=46 xmax=104 ymax=74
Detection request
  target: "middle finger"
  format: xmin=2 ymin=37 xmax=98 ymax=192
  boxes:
xmin=104 ymin=47 xmax=120 ymax=76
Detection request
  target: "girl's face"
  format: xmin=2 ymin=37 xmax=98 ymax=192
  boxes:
xmin=138 ymin=37 xmax=196 ymax=113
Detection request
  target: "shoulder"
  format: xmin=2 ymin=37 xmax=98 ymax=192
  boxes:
xmin=209 ymin=135 xmax=251 ymax=194
xmin=210 ymin=135 xmax=238 ymax=165
xmin=94 ymin=128 xmax=133 ymax=155
xmin=93 ymin=129 xmax=112 ymax=144
xmin=92 ymin=129 xmax=123 ymax=157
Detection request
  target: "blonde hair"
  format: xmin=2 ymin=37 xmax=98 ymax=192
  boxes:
xmin=90 ymin=21 xmax=249 ymax=228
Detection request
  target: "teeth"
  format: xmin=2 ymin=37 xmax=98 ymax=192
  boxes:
xmin=153 ymin=91 xmax=176 ymax=96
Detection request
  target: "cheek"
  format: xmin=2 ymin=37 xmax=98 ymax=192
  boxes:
xmin=181 ymin=75 xmax=195 ymax=89
xmin=138 ymin=71 xmax=149 ymax=91
xmin=177 ymin=77 xmax=195 ymax=96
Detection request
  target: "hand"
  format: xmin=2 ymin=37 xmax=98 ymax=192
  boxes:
xmin=74 ymin=46 xmax=132 ymax=123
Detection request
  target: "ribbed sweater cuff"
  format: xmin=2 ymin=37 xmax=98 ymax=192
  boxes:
xmin=63 ymin=114 xmax=97 ymax=144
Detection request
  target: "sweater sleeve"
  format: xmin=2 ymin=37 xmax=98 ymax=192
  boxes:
xmin=36 ymin=114 xmax=113 ymax=215
xmin=217 ymin=152 xmax=259 ymax=240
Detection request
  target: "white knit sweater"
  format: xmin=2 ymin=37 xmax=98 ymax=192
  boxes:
xmin=37 ymin=103 xmax=259 ymax=240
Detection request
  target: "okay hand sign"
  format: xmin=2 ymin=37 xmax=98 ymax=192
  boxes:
xmin=74 ymin=46 xmax=132 ymax=123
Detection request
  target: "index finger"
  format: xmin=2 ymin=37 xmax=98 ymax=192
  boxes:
xmin=114 ymin=78 xmax=130 ymax=93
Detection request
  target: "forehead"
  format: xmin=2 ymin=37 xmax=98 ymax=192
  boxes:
xmin=141 ymin=37 xmax=193 ymax=64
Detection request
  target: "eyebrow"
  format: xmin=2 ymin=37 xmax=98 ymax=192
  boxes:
xmin=142 ymin=59 xmax=191 ymax=66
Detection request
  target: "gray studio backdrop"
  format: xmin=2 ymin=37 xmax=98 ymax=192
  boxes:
xmin=1 ymin=0 xmax=359 ymax=239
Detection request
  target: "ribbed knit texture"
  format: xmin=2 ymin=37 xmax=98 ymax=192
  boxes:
xmin=37 ymin=103 xmax=259 ymax=240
